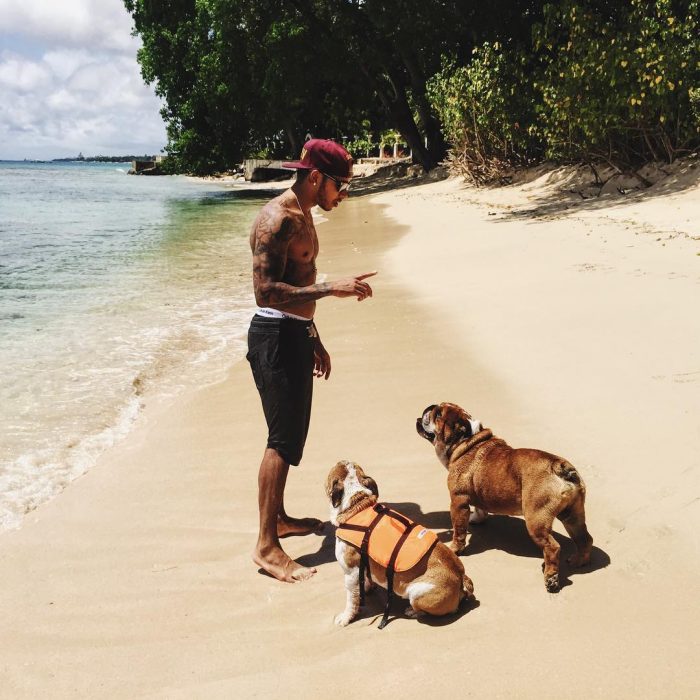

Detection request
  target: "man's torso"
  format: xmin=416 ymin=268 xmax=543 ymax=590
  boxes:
xmin=250 ymin=191 xmax=319 ymax=319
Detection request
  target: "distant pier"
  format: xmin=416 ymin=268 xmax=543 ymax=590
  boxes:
xmin=129 ymin=155 xmax=167 ymax=175
xmin=243 ymin=159 xmax=294 ymax=182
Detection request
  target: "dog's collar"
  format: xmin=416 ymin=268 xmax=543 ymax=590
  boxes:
xmin=336 ymin=494 xmax=378 ymax=525
xmin=448 ymin=428 xmax=494 ymax=463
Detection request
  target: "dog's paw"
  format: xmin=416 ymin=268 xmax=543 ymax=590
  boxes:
xmin=567 ymin=552 xmax=591 ymax=568
xmin=334 ymin=612 xmax=355 ymax=627
xmin=545 ymin=573 xmax=560 ymax=592
xmin=448 ymin=541 xmax=466 ymax=555
xmin=404 ymin=605 xmax=420 ymax=619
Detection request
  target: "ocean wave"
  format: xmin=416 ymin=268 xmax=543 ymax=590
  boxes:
xmin=0 ymin=162 xmax=265 ymax=532
xmin=0 ymin=395 xmax=142 ymax=530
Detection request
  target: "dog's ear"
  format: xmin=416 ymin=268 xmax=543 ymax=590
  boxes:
xmin=447 ymin=405 xmax=481 ymax=441
xmin=442 ymin=409 xmax=465 ymax=445
xmin=457 ymin=423 xmax=471 ymax=438
xmin=360 ymin=475 xmax=379 ymax=498
xmin=330 ymin=479 xmax=344 ymax=509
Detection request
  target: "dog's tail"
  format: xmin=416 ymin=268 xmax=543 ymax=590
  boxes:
xmin=555 ymin=460 xmax=583 ymax=487
xmin=462 ymin=574 xmax=475 ymax=601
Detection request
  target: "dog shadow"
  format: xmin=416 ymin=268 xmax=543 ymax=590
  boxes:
xmin=384 ymin=501 xmax=452 ymax=530
xmin=293 ymin=504 xmax=451 ymax=571
xmin=463 ymin=514 xmax=609 ymax=571
xmin=292 ymin=505 xmax=609 ymax=596
xmin=385 ymin=503 xmax=610 ymax=589
xmin=351 ymin=585 xmax=480 ymax=629
xmin=296 ymin=510 xmax=478 ymax=627
xmin=464 ymin=514 xmax=610 ymax=588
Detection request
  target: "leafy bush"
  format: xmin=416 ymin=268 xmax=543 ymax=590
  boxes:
xmin=532 ymin=0 xmax=700 ymax=165
xmin=688 ymin=86 xmax=700 ymax=127
xmin=430 ymin=0 xmax=700 ymax=182
xmin=427 ymin=44 xmax=541 ymax=183
xmin=346 ymin=121 xmax=377 ymax=158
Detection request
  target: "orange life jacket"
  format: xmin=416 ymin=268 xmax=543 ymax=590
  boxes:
xmin=336 ymin=503 xmax=438 ymax=572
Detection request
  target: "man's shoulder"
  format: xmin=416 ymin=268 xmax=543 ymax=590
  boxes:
xmin=254 ymin=196 xmax=302 ymax=238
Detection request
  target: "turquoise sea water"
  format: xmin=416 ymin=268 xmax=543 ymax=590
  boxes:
xmin=0 ymin=161 xmax=272 ymax=530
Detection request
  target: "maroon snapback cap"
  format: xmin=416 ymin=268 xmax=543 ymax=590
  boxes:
xmin=283 ymin=139 xmax=353 ymax=179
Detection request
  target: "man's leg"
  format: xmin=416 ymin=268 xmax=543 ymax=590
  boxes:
xmin=252 ymin=447 xmax=317 ymax=582
xmin=278 ymin=500 xmax=324 ymax=538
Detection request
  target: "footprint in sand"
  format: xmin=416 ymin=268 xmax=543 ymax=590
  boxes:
xmin=573 ymin=262 xmax=614 ymax=273
xmin=672 ymin=371 xmax=700 ymax=383
xmin=652 ymin=371 xmax=700 ymax=383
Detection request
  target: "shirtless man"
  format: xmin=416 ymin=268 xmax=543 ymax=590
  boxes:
xmin=247 ymin=139 xmax=376 ymax=582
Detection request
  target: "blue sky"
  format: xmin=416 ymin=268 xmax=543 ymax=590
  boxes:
xmin=0 ymin=0 xmax=167 ymax=160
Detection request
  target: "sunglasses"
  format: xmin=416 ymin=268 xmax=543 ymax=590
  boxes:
xmin=321 ymin=172 xmax=351 ymax=192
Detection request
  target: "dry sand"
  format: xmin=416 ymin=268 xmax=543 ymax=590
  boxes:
xmin=1 ymin=166 xmax=699 ymax=698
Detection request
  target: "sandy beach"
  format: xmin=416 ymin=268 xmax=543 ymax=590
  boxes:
xmin=1 ymin=168 xmax=699 ymax=698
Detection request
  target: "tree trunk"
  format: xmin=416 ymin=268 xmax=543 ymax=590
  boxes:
xmin=385 ymin=87 xmax=437 ymax=170
xmin=362 ymin=67 xmax=437 ymax=170
xmin=286 ymin=0 xmax=437 ymax=170
xmin=399 ymin=47 xmax=447 ymax=164
xmin=284 ymin=120 xmax=301 ymax=158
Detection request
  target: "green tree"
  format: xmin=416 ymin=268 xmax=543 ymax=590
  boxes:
xmin=429 ymin=0 xmax=700 ymax=181
xmin=124 ymin=0 xmax=544 ymax=172
xmin=532 ymin=0 xmax=700 ymax=165
xmin=280 ymin=0 xmax=544 ymax=168
xmin=124 ymin=0 xmax=257 ymax=173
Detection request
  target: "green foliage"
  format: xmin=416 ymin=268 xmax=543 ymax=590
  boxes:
xmin=429 ymin=0 xmax=700 ymax=182
xmin=125 ymin=0 xmax=258 ymax=174
xmin=124 ymin=0 xmax=415 ymax=172
xmin=345 ymin=121 xmax=377 ymax=159
xmin=532 ymin=0 xmax=700 ymax=164
xmin=125 ymin=0 xmax=700 ymax=178
xmin=378 ymin=130 xmax=402 ymax=147
xmin=691 ymin=87 xmax=700 ymax=126
xmin=427 ymin=45 xmax=541 ymax=183
xmin=124 ymin=0 xmax=545 ymax=173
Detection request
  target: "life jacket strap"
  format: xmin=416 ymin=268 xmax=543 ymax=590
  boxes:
xmin=378 ymin=518 xmax=418 ymax=629
xmin=357 ymin=505 xmax=386 ymax=606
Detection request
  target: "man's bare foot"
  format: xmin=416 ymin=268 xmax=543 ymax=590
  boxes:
xmin=277 ymin=515 xmax=325 ymax=538
xmin=253 ymin=545 xmax=317 ymax=583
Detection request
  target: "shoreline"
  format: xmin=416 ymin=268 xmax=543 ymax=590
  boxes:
xmin=1 ymin=174 xmax=699 ymax=697
xmin=0 ymin=167 xmax=267 ymax=532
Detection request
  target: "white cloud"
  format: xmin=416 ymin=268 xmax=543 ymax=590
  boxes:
xmin=0 ymin=0 xmax=136 ymax=52
xmin=0 ymin=55 xmax=51 ymax=91
xmin=0 ymin=0 xmax=166 ymax=159
xmin=43 ymin=49 xmax=94 ymax=81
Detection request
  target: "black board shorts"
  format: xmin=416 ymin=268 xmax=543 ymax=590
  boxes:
xmin=246 ymin=314 xmax=315 ymax=466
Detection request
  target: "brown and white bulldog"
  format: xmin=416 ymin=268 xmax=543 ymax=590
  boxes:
xmin=325 ymin=460 xmax=475 ymax=627
xmin=417 ymin=403 xmax=593 ymax=592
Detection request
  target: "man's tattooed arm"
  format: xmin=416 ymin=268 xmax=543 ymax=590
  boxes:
xmin=252 ymin=209 xmax=332 ymax=306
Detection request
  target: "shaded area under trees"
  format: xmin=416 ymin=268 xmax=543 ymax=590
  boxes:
xmin=124 ymin=0 xmax=542 ymax=173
